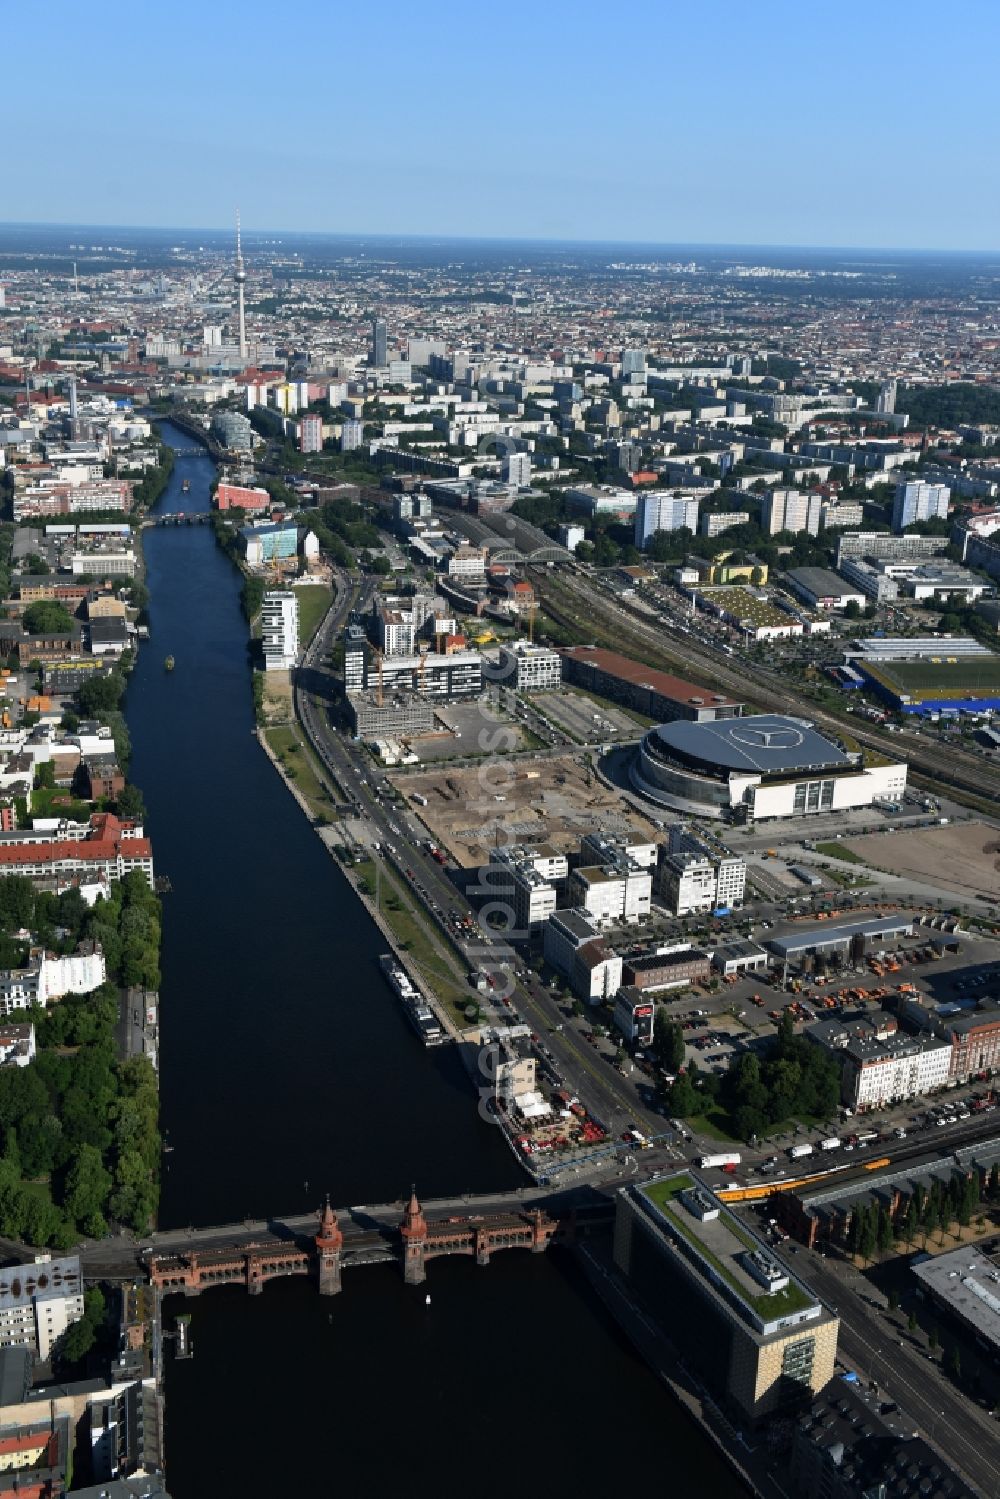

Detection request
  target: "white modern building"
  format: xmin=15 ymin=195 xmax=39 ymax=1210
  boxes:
xmin=0 ymin=1256 xmax=85 ymax=1360
xmin=657 ymin=828 xmax=747 ymax=916
xmin=261 ymin=591 xmax=299 ymax=671
xmin=495 ymin=642 xmax=562 ymax=691
xmin=490 ymin=846 xmax=568 ymax=934
xmin=502 ymin=452 xmax=532 ymax=487
xmin=567 ymin=863 xmax=652 ymax=927
xmin=842 ymin=1033 xmax=952 ymax=1111
xmin=762 ymin=490 xmax=822 ymax=537
xmin=892 ymin=480 xmax=950 ymax=532
xmin=635 ymin=492 xmax=700 ymax=548
xmin=447 ymin=546 xmax=488 ymax=581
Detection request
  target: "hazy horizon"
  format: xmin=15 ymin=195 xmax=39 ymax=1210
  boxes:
xmin=5 ymin=0 xmax=1000 ymax=252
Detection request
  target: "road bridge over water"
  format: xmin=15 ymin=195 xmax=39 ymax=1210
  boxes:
xmin=79 ymin=1185 xmax=615 ymax=1295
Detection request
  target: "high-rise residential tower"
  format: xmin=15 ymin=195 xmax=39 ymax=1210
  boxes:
xmin=372 ymin=317 xmax=388 ymax=368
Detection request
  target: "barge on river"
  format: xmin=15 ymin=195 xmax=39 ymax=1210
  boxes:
xmin=379 ymin=954 xmax=444 ymax=1046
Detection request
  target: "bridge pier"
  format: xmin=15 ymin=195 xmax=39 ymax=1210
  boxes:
xmin=316 ymin=1200 xmax=344 ymax=1295
xmin=400 ymin=1189 xmax=428 ymax=1285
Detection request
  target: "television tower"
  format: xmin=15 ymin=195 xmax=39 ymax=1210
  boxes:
xmin=234 ymin=209 xmax=247 ymax=363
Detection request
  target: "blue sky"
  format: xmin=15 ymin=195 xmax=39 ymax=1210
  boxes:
xmin=8 ymin=0 xmax=1000 ymax=249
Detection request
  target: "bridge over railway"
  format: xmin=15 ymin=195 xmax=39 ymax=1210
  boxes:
xmin=82 ymin=1186 xmax=614 ymax=1297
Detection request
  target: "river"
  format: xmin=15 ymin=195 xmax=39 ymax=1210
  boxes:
xmin=127 ymin=423 xmax=747 ymax=1495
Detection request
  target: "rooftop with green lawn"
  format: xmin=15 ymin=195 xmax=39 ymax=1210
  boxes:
xmin=638 ymin=1173 xmax=817 ymax=1330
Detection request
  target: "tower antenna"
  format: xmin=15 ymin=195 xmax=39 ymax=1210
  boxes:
xmin=234 ymin=209 xmax=247 ymax=364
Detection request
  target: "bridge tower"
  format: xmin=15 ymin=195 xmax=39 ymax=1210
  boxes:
xmin=399 ymin=1187 xmax=428 ymax=1285
xmin=315 ymin=1198 xmax=344 ymax=1296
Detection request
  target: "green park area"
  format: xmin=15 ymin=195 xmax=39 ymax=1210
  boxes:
xmin=264 ymin=724 xmax=336 ymax=822
xmin=295 ymin=584 xmax=334 ymax=647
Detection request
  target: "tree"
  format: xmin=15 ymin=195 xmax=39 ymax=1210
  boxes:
xmin=848 ymin=1204 xmax=865 ymax=1258
xmin=77 ymin=673 xmax=124 ymax=717
xmin=654 ymin=1010 xmax=684 ymax=1073
xmin=859 ymin=1207 xmax=878 ymax=1264
xmin=887 ymin=1288 xmax=899 ymax=1311
xmin=22 ymin=600 xmax=74 ymax=635
xmin=945 ymin=1344 xmax=961 ymax=1380
xmin=988 ymin=1162 xmax=1000 ymax=1203
xmin=64 ymin=1143 xmax=112 ymax=1235
xmin=665 ymin=1073 xmax=698 ymax=1118
xmin=908 ymin=1310 xmax=918 ymax=1334
xmin=116 ymin=784 xmax=146 ymax=822
xmin=876 ymin=1205 xmax=894 ymax=1256
xmin=0 ymin=875 xmax=36 ymax=932
xmin=844 ymin=599 xmax=862 ymax=620
xmin=929 ymin=1325 xmax=940 ymax=1352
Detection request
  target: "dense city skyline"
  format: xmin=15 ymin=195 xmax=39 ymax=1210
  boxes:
xmin=7 ymin=0 xmax=1000 ymax=250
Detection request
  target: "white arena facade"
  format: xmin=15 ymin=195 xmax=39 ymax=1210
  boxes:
xmin=631 ymin=713 xmax=907 ymax=821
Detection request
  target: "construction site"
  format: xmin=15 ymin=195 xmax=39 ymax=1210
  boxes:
xmin=393 ymin=751 xmax=655 ymax=869
xmin=844 ymin=820 xmax=1000 ymax=904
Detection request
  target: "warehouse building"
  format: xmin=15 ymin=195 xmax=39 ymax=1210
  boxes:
xmin=561 ymin=645 xmax=743 ymax=723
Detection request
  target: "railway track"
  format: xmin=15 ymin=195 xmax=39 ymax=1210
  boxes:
xmin=538 ymin=571 xmax=1000 ymax=809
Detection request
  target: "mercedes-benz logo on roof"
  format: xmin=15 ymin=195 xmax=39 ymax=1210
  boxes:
xmin=729 ymin=723 xmax=805 ymax=751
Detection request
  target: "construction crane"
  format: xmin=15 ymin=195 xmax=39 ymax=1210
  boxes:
xmin=374 ymin=648 xmax=384 ymax=708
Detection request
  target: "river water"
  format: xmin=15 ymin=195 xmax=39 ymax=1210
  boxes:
xmin=127 ymin=424 xmax=747 ymax=1495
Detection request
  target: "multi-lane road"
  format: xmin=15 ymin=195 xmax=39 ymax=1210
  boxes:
xmin=292 ymin=574 xmax=670 ymax=1160
xmin=798 ymin=1245 xmax=1000 ymax=1496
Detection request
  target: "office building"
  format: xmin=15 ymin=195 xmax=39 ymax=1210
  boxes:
xmin=215 ymin=480 xmax=269 ymax=513
xmin=912 ymin=1241 xmax=1000 ymax=1365
xmin=494 ymin=642 xmax=562 ymax=691
xmin=837 ymin=557 xmax=899 ymax=603
xmin=762 ymin=489 xmax=822 ymax=536
xmin=790 ymin=1376 xmax=976 ymax=1499
xmin=621 ymin=349 xmax=646 ymax=376
xmin=614 ymin=1174 xmax=838 ymax=1422
xmin=892 ymin=480 xmax=950 ymax=532
xmin=612 ymin=986 xmax=655 ymax=1044
xmin=446 ymin=545 xmax=488 ymax=581
xmin=635 ymin=491 xmax=700 ymax=548
xmin=210 ymin=410 xmax=255 ymax=453
xmin=261 ymin=591 xmax=298 ymax=671
xmin=622 ymin=946 xmax=711 ymax=992
xmin=0 ymin=1255 xmax=85 ymax=1359
xmin=347 ymin=691 xmax=435 ymax=739
xmin=658 ymin=827 xmax=746 ymax=916
xmin=372 ymin=317 xmax=388 ymax=368
xmin=490 ymin=846 xmax=568 ymax=934
xmin=567 ymin=862 xmax=652 ymax=927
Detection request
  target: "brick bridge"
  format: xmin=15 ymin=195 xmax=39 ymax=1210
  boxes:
xmin=146 ymin=1190 xmax=572 ymax=1297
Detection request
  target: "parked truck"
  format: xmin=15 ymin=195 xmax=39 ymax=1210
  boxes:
xmin=818 ymin=1136 xmax=841 ymax=1151
xmin=788 ymin=1143 xmax=815 ymax=1160
xmin=697 ymin=1152 xmax=742 ymax=1169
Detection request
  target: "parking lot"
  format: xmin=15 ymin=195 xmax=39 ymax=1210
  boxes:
xmin=526 ymin=689 xmax=643 ymax=745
